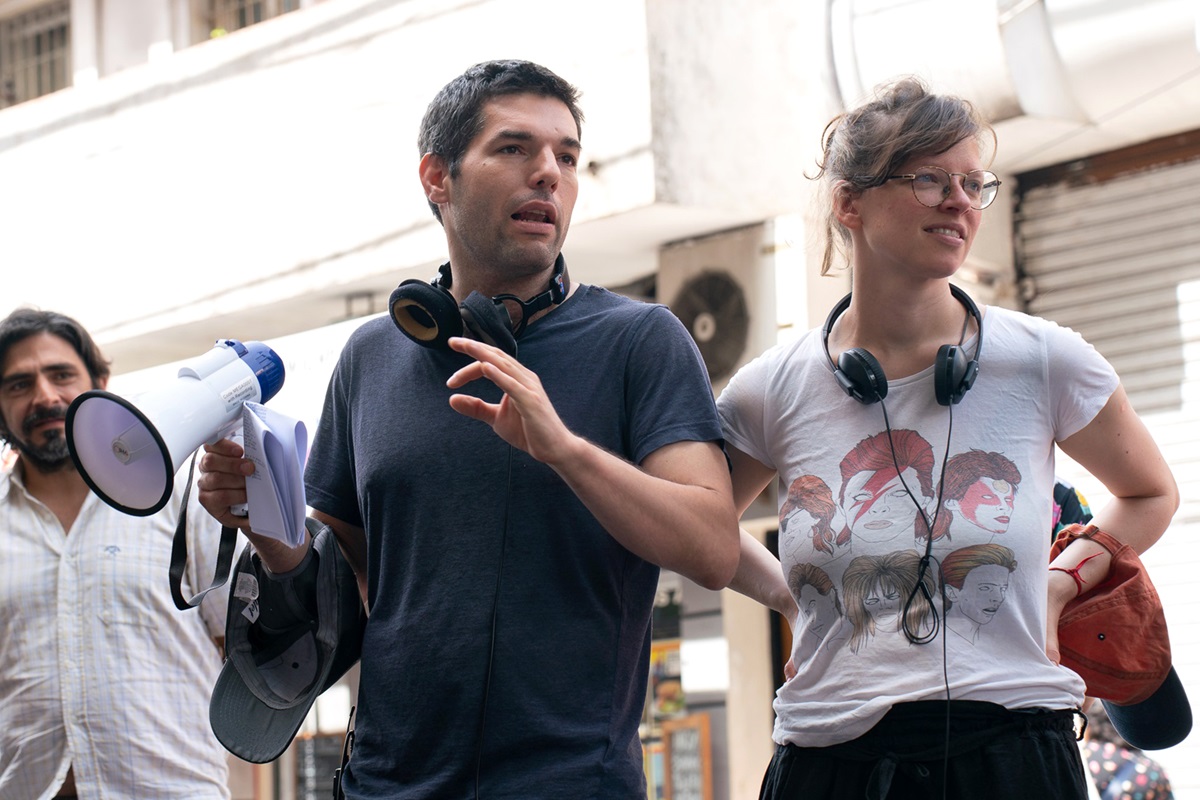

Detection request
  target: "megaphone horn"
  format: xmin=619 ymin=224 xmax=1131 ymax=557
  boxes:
xmin=66 ymin=339 xmax=285 ymax=516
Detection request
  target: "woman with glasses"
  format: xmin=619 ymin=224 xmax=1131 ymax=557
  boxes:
xmin=718 ymin=77 xmax=1178 ymax=799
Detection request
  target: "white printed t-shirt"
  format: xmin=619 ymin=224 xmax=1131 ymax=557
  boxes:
xmin=718 ymin=305 xmax=1118 ymax=747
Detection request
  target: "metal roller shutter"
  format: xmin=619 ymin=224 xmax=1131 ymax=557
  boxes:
xmin=1016 ymin=154 xmax=1200 ymax=416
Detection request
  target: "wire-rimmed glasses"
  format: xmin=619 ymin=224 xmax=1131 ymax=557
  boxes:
xmin=884 ymin=166 xmax=1002 ymax=210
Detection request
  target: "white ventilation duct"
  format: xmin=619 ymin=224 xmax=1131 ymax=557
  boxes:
xmin=830 ymin=0 xmax=1200 ymax=170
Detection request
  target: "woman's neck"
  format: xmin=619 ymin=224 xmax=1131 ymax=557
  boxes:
xmin=832 ymin=279 xmax=974 ymax=379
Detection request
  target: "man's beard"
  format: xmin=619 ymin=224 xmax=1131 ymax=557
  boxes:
xmin=10 ymin=406 xmax=73 ymax=473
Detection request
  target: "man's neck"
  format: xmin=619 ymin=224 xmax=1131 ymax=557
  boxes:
xmin=18 ymin=458 xmax=92 ymax=532
xmin=442 ymin=253 xmax=560 ymax=302
xmin=444 ymin=257 xmax=572 ymax=330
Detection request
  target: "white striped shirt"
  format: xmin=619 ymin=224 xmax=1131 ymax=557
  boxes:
xmin=0 ymin=461 xmax=233 ymax=799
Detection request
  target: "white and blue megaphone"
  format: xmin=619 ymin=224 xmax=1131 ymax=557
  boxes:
xmin=66 ymin=339 xmax=285 ymax=517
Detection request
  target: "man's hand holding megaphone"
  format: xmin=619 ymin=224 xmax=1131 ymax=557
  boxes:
xmin=197 ymin=436 xmax=314 ymax=574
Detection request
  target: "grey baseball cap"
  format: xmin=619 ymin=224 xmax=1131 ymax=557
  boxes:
xmin=209 ymin=518 xmax=366 ymax=764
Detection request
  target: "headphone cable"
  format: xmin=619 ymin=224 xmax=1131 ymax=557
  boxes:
xmin=878 ymin=401 xmax=953 ymax=646
xmin=880 ymin=398 xmax=956 ymax=799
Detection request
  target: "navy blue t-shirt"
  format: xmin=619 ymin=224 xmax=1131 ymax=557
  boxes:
xmin=304 ymin=284 xmax=723 ymax=799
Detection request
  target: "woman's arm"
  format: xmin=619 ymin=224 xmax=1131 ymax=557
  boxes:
xmin=1057 ymin=384 xmax=1178 ymax=556
xmin=724 ymin=445 xmax=797 ymax=622
xmin=1046 ymin=384 xmax=1179 ymax=663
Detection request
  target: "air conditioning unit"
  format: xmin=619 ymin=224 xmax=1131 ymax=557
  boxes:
xmin=660 ymin=223 xmax=780 ymax=395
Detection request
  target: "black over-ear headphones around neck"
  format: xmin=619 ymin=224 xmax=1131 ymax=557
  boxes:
xmin=822 ymin=283 xmax=982 ymax=406
xmin=389 ymin=254 xmax=569 ymax=357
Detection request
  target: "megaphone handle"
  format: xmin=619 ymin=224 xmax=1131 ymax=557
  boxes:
xmin=169 ymin=451 xmax=241 ymax=611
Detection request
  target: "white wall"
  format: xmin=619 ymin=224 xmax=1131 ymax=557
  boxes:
xmin=1 ymin=0 xmax=662 ymax=370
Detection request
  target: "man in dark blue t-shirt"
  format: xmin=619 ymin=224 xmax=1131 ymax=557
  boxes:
xmin=199 ymin=60 xmax=739 ymax=798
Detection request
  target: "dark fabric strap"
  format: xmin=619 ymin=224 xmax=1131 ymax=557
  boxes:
xmin=169 ymin=450 xmax=239 ymax=611
xmin=333 ymin=705 xmax=356 ymax=800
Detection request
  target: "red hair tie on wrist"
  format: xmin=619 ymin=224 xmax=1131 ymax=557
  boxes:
xmin=1050 ymin=552 xmax=1102 ymax=597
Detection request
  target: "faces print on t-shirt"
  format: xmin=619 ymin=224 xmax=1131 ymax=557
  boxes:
xmin=934 ymin=450 xmax=1022 ymax=542
xmin=841 ymin=550 xmax=935 ymax=653
xmin=788 ymin=562 xmax=849 ymax=662
xmin=950 ymin=477 xmax=1016 ymax=534
xmin=837 ymin=430 xmax=936 ymax=549
xmin=780 ymin=474 xmax=847 ymax=563
xmin=940 ymin=543 xmax=1018 ymax=645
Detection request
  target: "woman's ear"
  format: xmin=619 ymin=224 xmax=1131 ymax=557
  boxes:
xmin=419 ymin=152 xmax=451 ymax=206
xmin=832 ymin=181 xmax=862 ymax=230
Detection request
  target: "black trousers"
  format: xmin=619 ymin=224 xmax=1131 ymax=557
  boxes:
xmin=759 ymin=701 xmax=1089 ymax=800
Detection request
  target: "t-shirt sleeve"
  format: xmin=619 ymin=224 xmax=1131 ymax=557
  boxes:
xmin=716 ymin=350 xmax=773 ymax=468
xmin=623 ymin=305 xmax=724 ymax=465
xmin=304 ymin=337 xmax=364 ymax=528
xmin=1044 ymin=319 xmax=1120 ymax=441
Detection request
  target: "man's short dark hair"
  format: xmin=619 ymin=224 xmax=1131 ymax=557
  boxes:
xmin=418 ymin=60 xmax=584 ymax=222
xmin=0 ymin=307 xmax=110 ymax=442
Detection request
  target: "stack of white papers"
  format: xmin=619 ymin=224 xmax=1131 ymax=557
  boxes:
xmin=240 ymin=401 xmax=308 ymax=546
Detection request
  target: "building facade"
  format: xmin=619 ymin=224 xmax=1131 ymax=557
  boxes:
xmin=4 ymin=0 xmax=1200 ymax=797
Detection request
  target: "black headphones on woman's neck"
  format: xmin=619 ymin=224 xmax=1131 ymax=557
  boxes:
xmin=822 ymin=283 xmax=982 ymax=406
xmin=389 ymin=254 xmax=569 ymax=357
